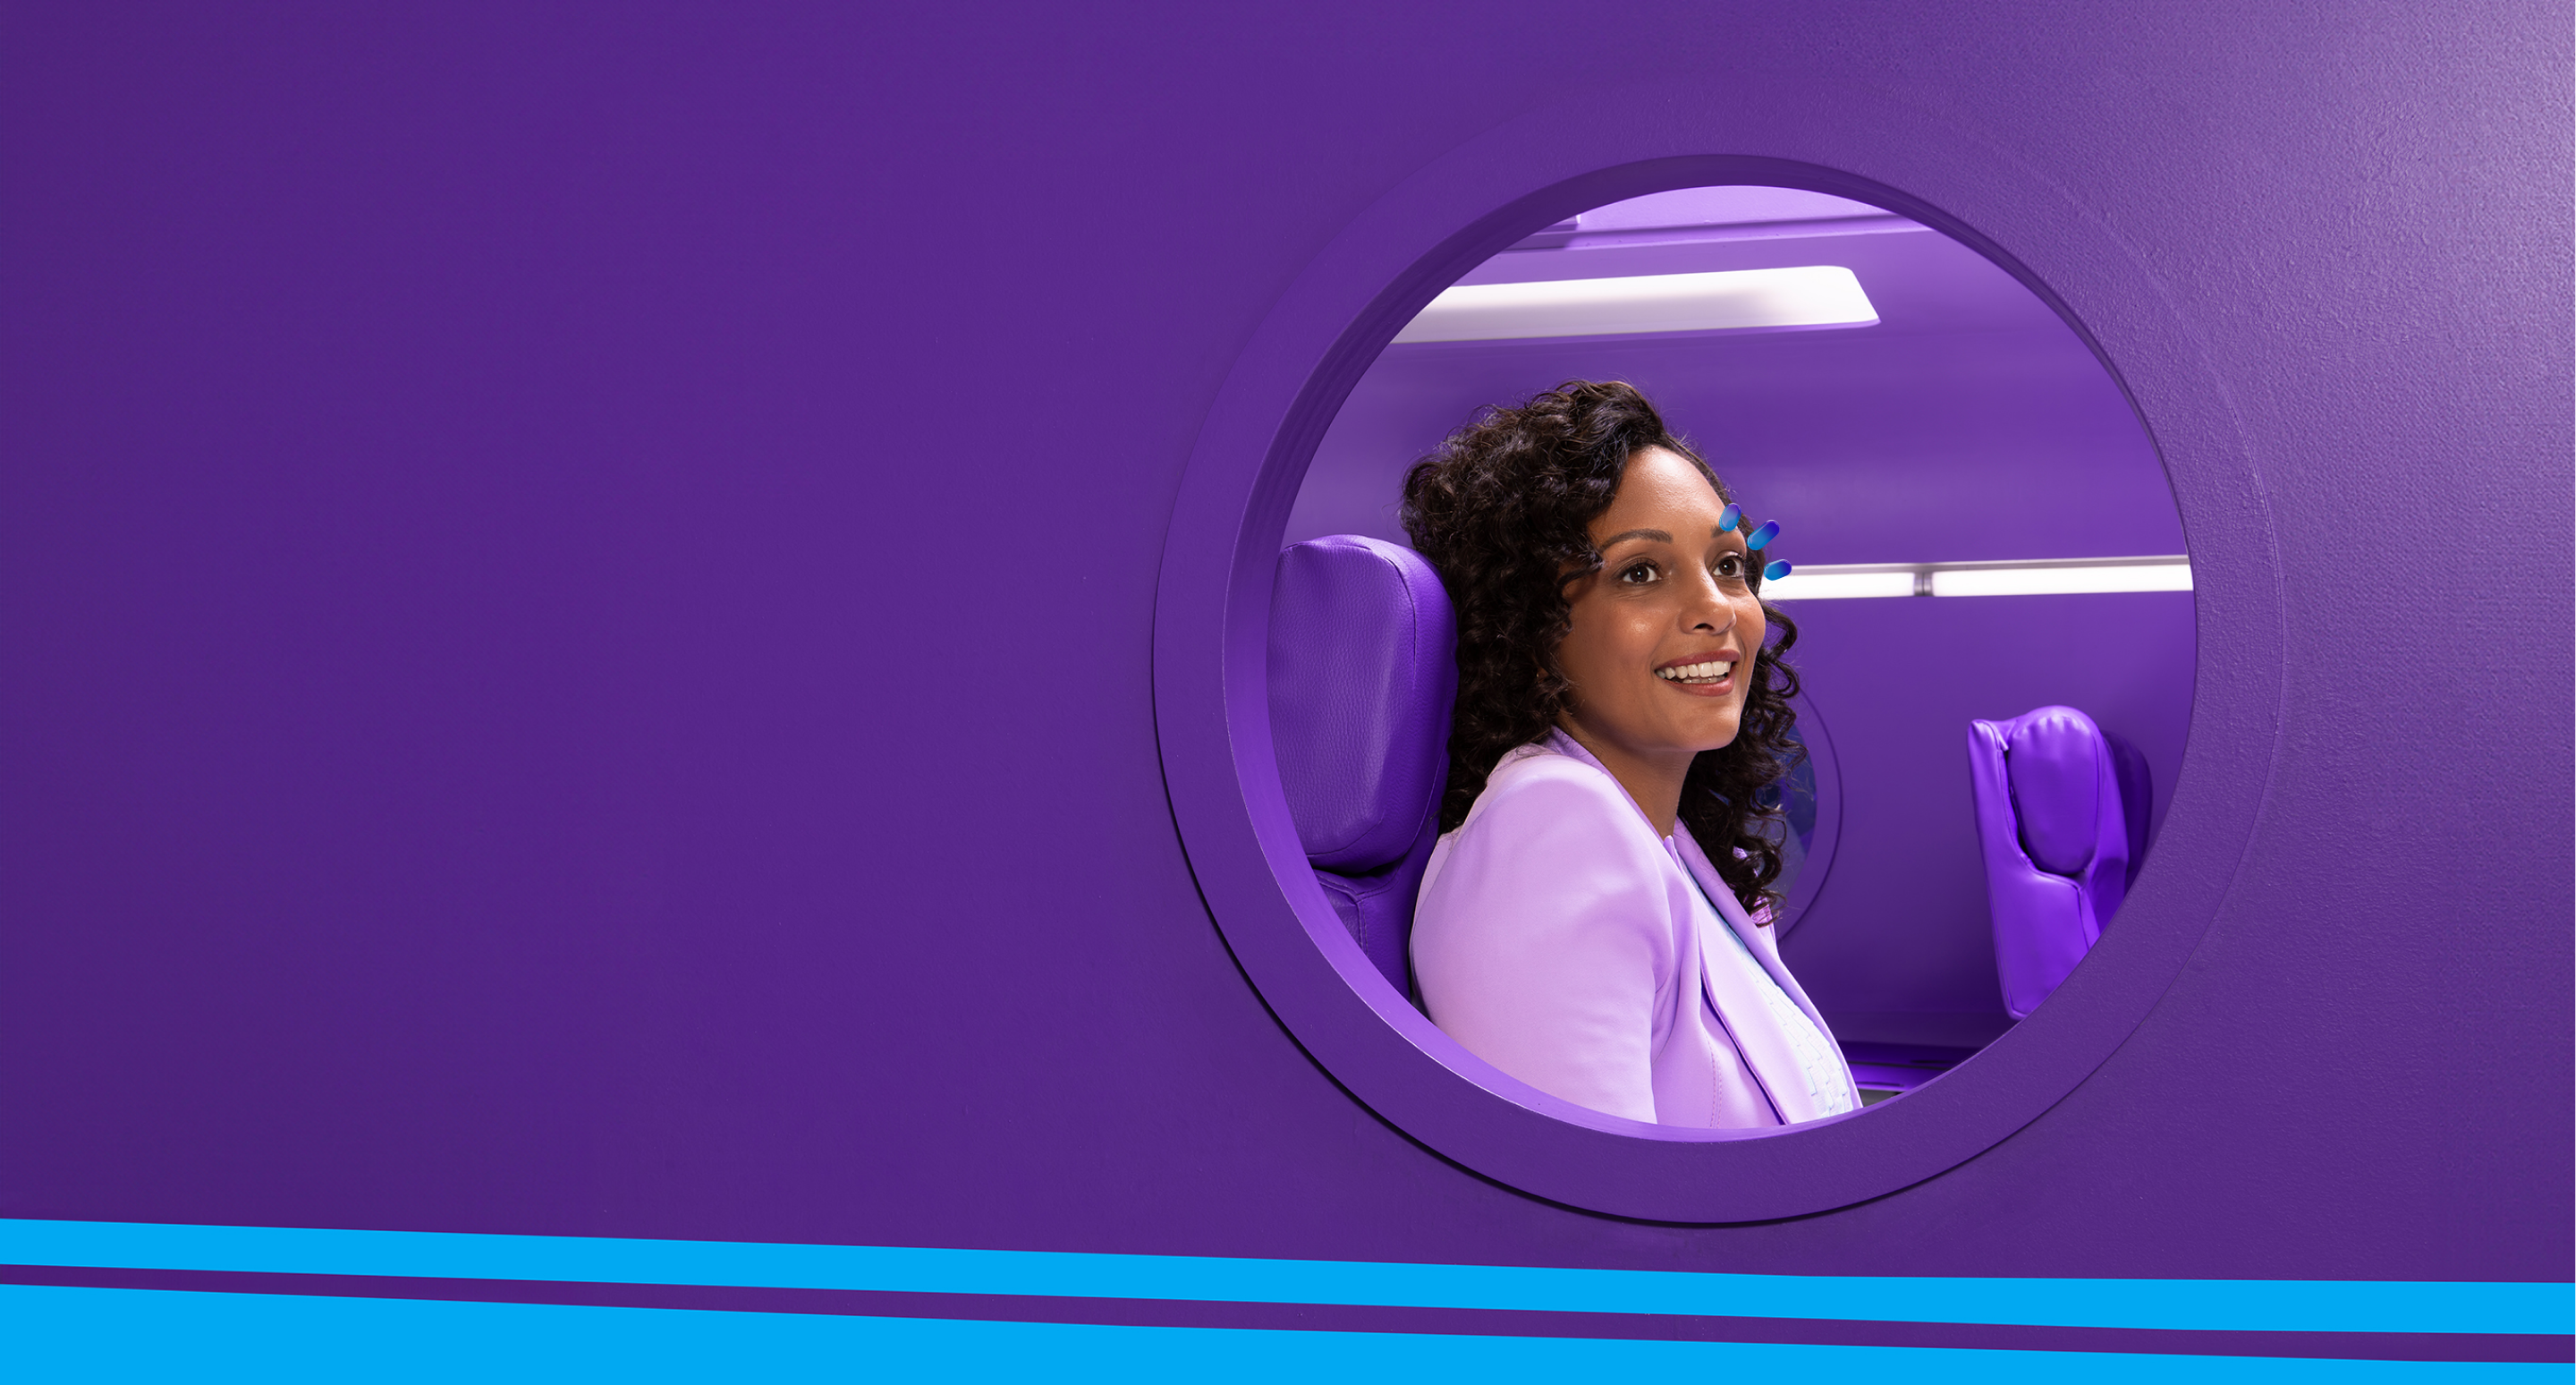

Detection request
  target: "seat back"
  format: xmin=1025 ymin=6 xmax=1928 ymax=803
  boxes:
xmin=1965 ymin=705 xmax=2139 ymax=1018
xmin=1267 ymin=536 xmax=1455 ymax=995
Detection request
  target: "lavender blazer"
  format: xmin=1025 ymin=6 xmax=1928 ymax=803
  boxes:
xmin=1411 ymin=730 xmax=1856 ymax=1128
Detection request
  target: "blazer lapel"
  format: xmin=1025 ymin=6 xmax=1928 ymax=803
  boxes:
xmin=1675 ymin=837 xmax=1849 ymax=1121
xmin=1676 ymin=834 xmax=1835 ymax=1033
xmin=1537 ymin=730 xmax=1855 ymax=1118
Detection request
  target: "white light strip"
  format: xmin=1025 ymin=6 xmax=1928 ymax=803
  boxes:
xmin=1391 ymin=266 xmax=1877 ymax=344
xmin=1764 ymin=569 xmax=1919 ymax=600
xmin=1930 ymin=562 xmax=2191 ymax=597
xmin=1764 ymin=557 xmax=2192 ymax=600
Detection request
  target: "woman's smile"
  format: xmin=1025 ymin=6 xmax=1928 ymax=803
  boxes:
xmin=1655 ymin=652 xmax=1741 ymax=693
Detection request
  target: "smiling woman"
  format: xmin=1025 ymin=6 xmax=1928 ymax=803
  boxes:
xmin=1401 ymin=382 xmax=1857 ymax=1128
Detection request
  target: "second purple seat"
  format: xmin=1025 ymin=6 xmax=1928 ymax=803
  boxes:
xmin=1966 ymin=705 xmax=2151 ymax=1018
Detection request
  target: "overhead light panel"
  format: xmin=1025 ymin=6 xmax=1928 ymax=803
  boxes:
xmin=1764 ymin=557 xmax=2192 ymax=600
xmin=1391 ymin=266 xmax=1877 ymax=344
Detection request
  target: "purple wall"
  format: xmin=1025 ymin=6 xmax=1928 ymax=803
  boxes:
xmin=2 ymin=2 xmax=2566 ymax=1282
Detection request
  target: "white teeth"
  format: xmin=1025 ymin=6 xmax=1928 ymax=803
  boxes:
xmin=1658 ymin=659 xmax=1735 ymax=681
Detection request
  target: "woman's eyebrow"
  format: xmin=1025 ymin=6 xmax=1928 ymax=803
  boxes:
xmin=1596 ymin=528 xmax=1673 ymax=548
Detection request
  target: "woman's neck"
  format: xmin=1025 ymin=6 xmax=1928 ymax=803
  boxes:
xmin=1555 ymin=717 xmax=1690 ymax=838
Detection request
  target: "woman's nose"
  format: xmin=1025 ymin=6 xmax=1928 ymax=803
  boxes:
xmin=1683 ymin=569 xmax=1736 ymax=631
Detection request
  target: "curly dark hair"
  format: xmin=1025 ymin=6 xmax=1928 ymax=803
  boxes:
xmin=1400 ymin=379 xmax=1804 ymax=920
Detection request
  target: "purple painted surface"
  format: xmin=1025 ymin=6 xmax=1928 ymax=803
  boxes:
xmin=1 ymin=0 xmax=2566 ymax=1279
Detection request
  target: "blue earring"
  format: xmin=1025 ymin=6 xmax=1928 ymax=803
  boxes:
xmin=1746 ymin=519 xmax=1780 ymax=550
xmin=1717 ymin=503 xmax=1743 ymax=533
xmin=1764 ymin=560 xmax=1792 ymax=582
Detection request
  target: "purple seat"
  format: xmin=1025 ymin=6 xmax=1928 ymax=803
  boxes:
xmin=1966 ymin=706 xmax=2148 ymax=1018
xmin=1267 ymin=536 xmax=1455 ymax=996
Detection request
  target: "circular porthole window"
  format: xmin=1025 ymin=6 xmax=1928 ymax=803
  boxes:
xmin=1156 ymin=106 xmax=2279 ymax=1222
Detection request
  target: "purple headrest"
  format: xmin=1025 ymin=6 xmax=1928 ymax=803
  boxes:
xmin=2004 ymin=708 xmax=2116 ymax=876
xmin=1966 ymin=703 xmax=2136 ymax=1019
xmin=1267 ymin=536 xmax=1456 ymax=873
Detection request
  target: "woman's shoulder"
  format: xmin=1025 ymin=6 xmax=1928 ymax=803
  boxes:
xmin=1457 ymin=737 xmax=1657 ymax=852
xmin=1418 ymin=735 xmax=1680 ymax=956
xmin=1481 ymin=736 xmax=1623 ymax=796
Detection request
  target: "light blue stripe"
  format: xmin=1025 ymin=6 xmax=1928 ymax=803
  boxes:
xmin=2 ymin=1286 xmax=2563 ymax=1383
xmin=3 ymin=1219 xmax=2566 ymax=1338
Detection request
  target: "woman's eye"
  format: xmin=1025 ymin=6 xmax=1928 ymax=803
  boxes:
xmin=1714 ymin=554 xmax=1742 ymax=577
xmin=1618 ymin=561 xmax=1657 ymax=584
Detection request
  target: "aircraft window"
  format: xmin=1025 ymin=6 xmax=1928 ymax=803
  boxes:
xmin=1757 ymin=708 xmax=1837 ymax=936
xmin=1274 ymin=184 xmax=2190 ymax=1118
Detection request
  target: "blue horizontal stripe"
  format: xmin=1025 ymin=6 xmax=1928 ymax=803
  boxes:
xmin=2 ymin=1219 xmax=2566 ymax=1338
xmin=4 ymin=1285 xmax=2564 ymax=1383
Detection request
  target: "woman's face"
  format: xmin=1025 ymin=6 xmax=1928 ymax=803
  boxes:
xmin=1554 ymin=445 xmax=1767 ymax=776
